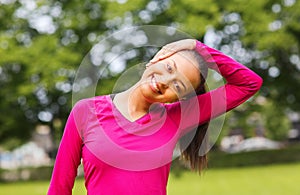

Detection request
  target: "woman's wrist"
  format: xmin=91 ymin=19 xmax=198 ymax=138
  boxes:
xmin=185 ymin=39 xmax=197 ymax=50
xmin=194 ymin=40 xmax=218 ymax=70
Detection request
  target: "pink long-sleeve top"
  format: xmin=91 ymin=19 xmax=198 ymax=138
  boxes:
xmin=48 ymin=41 xmax=263 ymax=195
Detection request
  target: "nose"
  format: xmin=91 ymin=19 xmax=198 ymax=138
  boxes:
xmin=159 ymin=72 xmax=175 ymax=89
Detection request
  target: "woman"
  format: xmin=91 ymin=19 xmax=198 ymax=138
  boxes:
xmin=48 ymin=39 xmax=262 ymax=194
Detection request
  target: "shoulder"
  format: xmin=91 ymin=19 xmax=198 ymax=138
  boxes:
xmin=72 ymin=95 xmax=109 ymax=111
xmin=71 ymin=95 xmax=110 ymax=131
xmin=72 ymin=95 xmax=110 ymax=121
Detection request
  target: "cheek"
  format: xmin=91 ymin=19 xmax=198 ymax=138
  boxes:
xmin=164 ymin=89 xmax=179 ymax=102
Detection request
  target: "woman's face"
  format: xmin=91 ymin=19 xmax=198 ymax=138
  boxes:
xmin=139 ymin=52 xmax=201 ymax=103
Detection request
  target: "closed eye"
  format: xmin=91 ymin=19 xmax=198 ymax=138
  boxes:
xmin=174 ymin=81 xmax=181 ymax=93
xmin=166 ymin=63 xmax=173 ymax=72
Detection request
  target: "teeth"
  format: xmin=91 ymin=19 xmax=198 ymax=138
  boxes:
xmin=151 ymin=76 xmax=160 ymax=93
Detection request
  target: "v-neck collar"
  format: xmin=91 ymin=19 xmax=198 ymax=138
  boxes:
xmin=108 ymin=94 xmax=160 ymax=125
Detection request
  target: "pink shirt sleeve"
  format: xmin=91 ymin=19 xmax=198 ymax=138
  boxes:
xmin=167 ymin=41 xmax=263 ymax=133
xmin=47 ymin=110 xmax=83 ymax=195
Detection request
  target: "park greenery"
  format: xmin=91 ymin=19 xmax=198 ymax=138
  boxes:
xmin=0 ymin=0 xmax=300 ymax=150
xmin=1 ymin=162 xmax=300 ymax=194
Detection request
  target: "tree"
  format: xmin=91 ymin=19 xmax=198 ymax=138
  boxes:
xmin=1 ymin=0 xmax=299 ymax=149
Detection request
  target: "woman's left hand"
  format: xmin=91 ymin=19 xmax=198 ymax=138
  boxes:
xmin=150 ymin=39 xmax=196 ymax=64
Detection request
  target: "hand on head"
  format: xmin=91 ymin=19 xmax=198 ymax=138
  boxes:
xmin=150 ymin=39 xmax=197 ymax=64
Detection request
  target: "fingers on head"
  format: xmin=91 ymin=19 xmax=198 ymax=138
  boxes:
xmin=150 ymin=45 xmax=175 ymax=63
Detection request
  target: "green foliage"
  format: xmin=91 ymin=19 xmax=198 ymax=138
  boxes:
xmin=0 ymin=0 xmax=299 ymax=149
xmin=0 ymin=166 xmax=53 ymax=182
xmin=166 ymin=0 xmax=220 ymax=36
xmin=219 ymin=96 xmax=291 ymax=141
xmin=261 ymin=100 xmax=291 ymax=140
xmin=208 ymin=144 xmax=300 ymax=168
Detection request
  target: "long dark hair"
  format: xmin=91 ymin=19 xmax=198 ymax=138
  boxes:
xmin=178 ymin=50 xmax=209 ymax=174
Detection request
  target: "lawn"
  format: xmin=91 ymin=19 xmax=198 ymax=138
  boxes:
xmin=0 ymin=163 xmax=299 ymax=195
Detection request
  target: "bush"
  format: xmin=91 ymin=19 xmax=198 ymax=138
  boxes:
xmin=0 ymin=166 xmax=53 ymax=182
xmin=208 ymin=144 xmax=300 ymax=168
xmin=170 ymin=144 xmax=300 ymax=177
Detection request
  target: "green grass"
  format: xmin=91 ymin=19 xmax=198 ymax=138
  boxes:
xmin=0 ymin=163 xmax=299 ymax=195
xmin=168 ymin=163 xmax=300 ymax=195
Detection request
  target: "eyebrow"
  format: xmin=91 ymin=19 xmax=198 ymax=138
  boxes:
xmin=170 ymin=59 xmax=187 ymax=92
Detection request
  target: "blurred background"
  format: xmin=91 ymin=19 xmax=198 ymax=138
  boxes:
xmin=0 ymin=0 xmax=300 ymax=194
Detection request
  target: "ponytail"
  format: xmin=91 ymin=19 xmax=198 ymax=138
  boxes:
xmin=179 ymin=80 xmax=209 ymax=174
xmin=178 ymin=50 xmax=209 ymax=174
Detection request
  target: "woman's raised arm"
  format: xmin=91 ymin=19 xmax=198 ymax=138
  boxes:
xmin=161 ymin=39 xmax=263 ymax=132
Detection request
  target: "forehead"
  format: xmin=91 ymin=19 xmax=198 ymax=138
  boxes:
xmin=168 ymin=52 xmax=201 ymax=89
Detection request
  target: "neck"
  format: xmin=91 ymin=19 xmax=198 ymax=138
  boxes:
xmin=113 ymin=83 xmax=152 ymax=121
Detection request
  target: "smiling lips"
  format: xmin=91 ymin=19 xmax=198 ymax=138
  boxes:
xmin=151 ymin=75 xmax=162 ymax=94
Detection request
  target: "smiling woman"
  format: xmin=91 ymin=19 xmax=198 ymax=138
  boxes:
xmin=47 ymin=39 xmax=263 ymax=195
xmin=139 ymin=50 xmax=203 ymax=103
xmin=141 ymin=49 xmax=205 ymax=103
